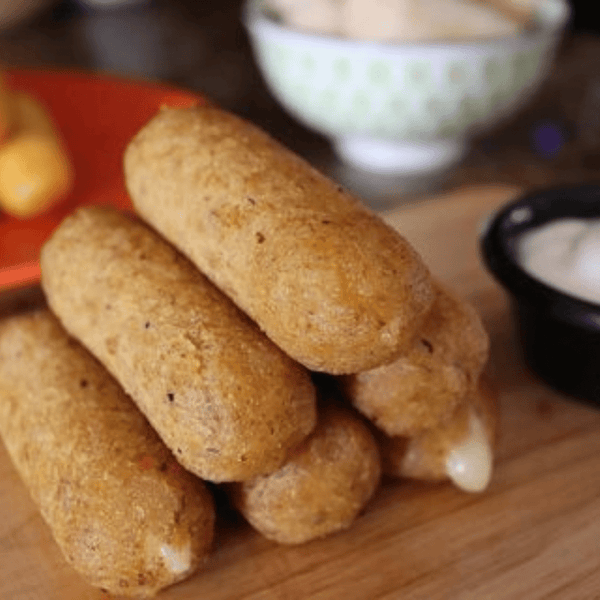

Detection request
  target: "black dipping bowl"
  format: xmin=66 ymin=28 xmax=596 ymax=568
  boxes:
xmin=481 ymin=184 xmax=600 ymax=407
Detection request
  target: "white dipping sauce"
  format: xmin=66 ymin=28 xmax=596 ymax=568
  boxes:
xmin=517 ymin=217 xmax=600 ymax=305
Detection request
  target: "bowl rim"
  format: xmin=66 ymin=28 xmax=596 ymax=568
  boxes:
xmin=480 ymin=184 xmax=600 ymax=332
xmin=242 ymin=0 xmax=571 ymax=51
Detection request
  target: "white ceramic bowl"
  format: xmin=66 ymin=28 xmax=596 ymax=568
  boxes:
xmin=243 ymin=0 xmax=570 ymax=174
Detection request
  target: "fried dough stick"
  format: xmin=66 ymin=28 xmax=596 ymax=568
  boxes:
xmin=124 ymin=105 xmax=434 ymax=374
xmin=41 ymin=207 xmax=316 ymax=482
xmin=0 ymin=310 xmax=215 ymax=597
xmin=228 ymin=403 xmax=381 ymax=544
xmin=339 ymin=281 xmax=489 ymax=437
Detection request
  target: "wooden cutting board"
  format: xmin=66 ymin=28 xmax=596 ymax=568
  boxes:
xmin=2 ymin=184 xmax=600 ymax=600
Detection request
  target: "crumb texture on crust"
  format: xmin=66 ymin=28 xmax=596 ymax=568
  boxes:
xmin=229 ymin=403 xmax=381 ymax=544
xmin=339 ymin=280 xmax=490 ymax=437
xmin=0 ymin=310 xmax=215 ymax=597
xmin=124 ymin=105 xmax=435 ymax=374
xmin=40 ymin=206 xmax=317 ymax=482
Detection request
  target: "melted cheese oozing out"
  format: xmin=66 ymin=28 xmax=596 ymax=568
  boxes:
xmin=160 ymin=543 xmax=192 ymax=575
xmin=445 ymin=412 xmax=493 ymax=493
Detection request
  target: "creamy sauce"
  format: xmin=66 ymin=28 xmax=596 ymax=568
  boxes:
xmin=517 ymin=218 xmax=600 ymax=306
xmin=268 ymin=0 xmax=521 ymax=41
xmin=445 ymin=412 xmax=493 ymax=493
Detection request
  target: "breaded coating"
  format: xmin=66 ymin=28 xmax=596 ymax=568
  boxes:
xmin=0 ymin=310 xmax=215 ymax=597
xmin=123 ymin=105 xmax=434 ymax=374
xmin=378 ymin=375 xmax=498 ymax=491
xmin=228 ymin=403 xmax=381 ymax=544
xmin=339 ymin=281 xmax=490 ymax=436
xmin=40 ymin=207 xmax=317 ymax=482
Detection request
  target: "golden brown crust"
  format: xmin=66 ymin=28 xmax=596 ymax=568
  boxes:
xmin=379 ymin=374 xmax=498 ymax=481
xmin=0 ymin=310 xmax=215 ymax=597
xmin=339 ymin=281 xmax=490 ymax=436
xmin=228 ymin=403 xmax=381 ymax=544
xmin=40 ymin=206 xmax=317 ymax=482
xmin=123 ymin=105 xmax=434 ymax=374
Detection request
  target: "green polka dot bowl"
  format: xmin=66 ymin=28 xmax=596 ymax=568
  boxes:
xmin=243 ymin=0 xmax=570 ymax=174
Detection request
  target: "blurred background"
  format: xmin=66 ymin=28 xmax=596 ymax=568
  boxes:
xmin=0 ymin=0 xmax=599 ymax=206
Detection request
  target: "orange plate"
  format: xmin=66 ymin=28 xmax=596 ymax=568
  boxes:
xmin=0 ymin=69 xmax=204 ymax=291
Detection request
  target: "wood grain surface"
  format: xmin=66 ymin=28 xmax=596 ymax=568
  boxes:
xmin=2 ymin=184 xmax=600 ymax=600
